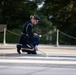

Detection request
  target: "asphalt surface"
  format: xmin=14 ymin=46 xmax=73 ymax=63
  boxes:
xmin=0 ymin=44 xmax=76 ymax=59
xmin=0 ymin=44 xmax=76 ymax=75
xmin=0 ymin=61 xmax=76 ymax=75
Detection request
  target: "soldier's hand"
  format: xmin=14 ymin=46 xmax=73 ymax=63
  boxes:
xmin=34 ymin=33 xmax=38 ymax=36
xmin=35 ymin=45 xmax=38 ymax=51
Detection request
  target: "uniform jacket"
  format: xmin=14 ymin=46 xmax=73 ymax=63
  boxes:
xmin=18 ymin=21 xmax=35 ymax=45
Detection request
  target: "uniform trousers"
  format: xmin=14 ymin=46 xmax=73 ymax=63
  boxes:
xmin=17 ymin=36 xmax=40 ymax=54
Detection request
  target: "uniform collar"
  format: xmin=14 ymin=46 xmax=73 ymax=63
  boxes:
xmin=30 ymin=20 xmax=33 ymax=26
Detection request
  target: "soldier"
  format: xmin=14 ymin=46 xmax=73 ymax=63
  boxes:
xmin=17 ymin=14 xmax=40 ymax=54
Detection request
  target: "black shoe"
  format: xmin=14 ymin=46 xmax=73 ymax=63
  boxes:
xmin=17 ymin=45 xmax=21 ymax=54
xmin=27 ymin=52 xmax=31 ymax=54
xmin=17 ymin=48 xmax=21 ymax=54
xmin=31 ymin=51 xmax=37 ymax=54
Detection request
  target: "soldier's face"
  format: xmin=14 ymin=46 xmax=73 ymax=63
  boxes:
xmin=32 ymin=19 xmax=38 ymax=25
xmin=34 ymin=19 xmax=38 ymax=25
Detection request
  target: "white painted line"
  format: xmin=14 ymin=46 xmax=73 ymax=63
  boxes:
xmin=0 ymin=59 xmax=76 ymax=64
xmin=15 ymin=56 xmax=76 ymax=60
xmin=16 ymin=57 xmax=76 ymax=60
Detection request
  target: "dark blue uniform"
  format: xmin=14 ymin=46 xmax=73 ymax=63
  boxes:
xmin=17 ymin=21 xmax=40 ymax=54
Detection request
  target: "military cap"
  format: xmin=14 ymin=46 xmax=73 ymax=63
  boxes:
xmin=34 ymin=14 xmax=40 ymax=21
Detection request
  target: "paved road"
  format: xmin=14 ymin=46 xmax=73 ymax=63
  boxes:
xmin=0 ymin=44 xmax=76 ymax=75
xmin=0 ymin=44 xmax=76 ymax=57
xmin=0 ymin=61 xmax=76 ymax=75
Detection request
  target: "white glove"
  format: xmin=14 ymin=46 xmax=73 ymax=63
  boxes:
xmin=35 ymin=45 xmax=38 ymax=51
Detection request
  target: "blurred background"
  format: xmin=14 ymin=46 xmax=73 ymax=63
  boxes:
xmin=0 ymin=0 xmax=76 ymax=45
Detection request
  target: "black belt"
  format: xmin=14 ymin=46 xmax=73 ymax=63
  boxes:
xmin=21 ymin=32 xmax=28 ymax=36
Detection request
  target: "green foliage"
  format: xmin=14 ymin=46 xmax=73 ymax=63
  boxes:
xmin=0 ymin=0 xmax=76 ymax=44
xmin=0 ymin=0 xmax=37 ymax=29
xmin=0 ymin=33 xmax=3 ymax=43
xmin=6 ymin=32 xmax=19 ymax=43
xmin=40 ymin=0 xmax=76 ymax=45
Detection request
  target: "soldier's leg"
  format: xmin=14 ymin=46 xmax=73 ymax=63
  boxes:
xmin=17 ymin=43 xmax=37 ymax=54
xmin=28 ymin=44 xmax=37 ymax=54
xmin=21 ymin=44 xmax=37 ymax=54
xmin=33 ymin=36 xmax=40 ymax=46
xmin=22 ymin=44 xmax=37 ymax=54
xmin=33 ymin=36 xmax=40 ymax=51
xmin=17 ymin=44 xmax=32 ymax=54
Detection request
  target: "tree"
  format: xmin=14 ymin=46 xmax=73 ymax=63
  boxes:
xmin=0 ymin=0 xmax=37 ymax=29
xmin=40 ymin=0 xmax=76 ymax=44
